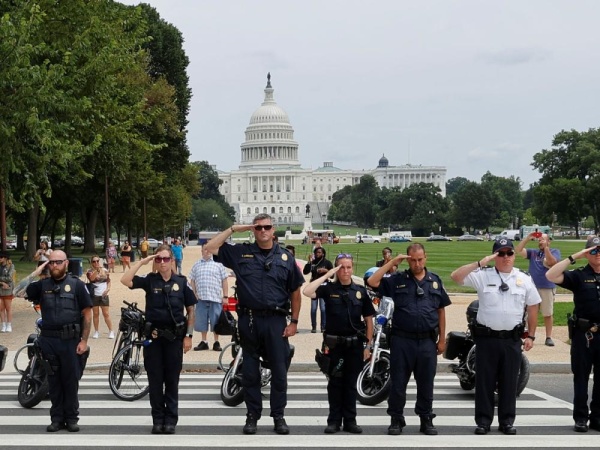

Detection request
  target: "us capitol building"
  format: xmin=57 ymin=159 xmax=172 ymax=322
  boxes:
xmin=217 ymin=74 xmax=447 ymax=226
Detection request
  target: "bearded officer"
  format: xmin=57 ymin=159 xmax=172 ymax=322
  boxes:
xmin=25 ymin=251 xmax=92 ymax=432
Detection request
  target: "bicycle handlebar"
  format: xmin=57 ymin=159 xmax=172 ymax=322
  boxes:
xmin=122 ymin=300 xmax=145 ymax=314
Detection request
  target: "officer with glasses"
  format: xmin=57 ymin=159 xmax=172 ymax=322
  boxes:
xmin=204 ymin=213 xmax=303 ymax=436
xmin=451 ymin=238 xmax=540 ymax=436
xmin=368 ymin=243 xmax=451 ymax=436
xmin=121 ymin=244 xmax=197 ymax=435
xmin=546 ymin=236 xmax=600 ymax=433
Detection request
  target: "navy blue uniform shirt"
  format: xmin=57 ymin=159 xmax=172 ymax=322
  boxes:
xmin=316 ymin=281 xmax=376 ymax=336
xmin=559 ymin=264 xmax=600 ymax=322
xmin=379 ymin=269 xmax=451 ymax=333
xmin=218 ymin=242 xmax=303 ymax=310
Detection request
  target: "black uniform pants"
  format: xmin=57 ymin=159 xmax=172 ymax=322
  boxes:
xmin=38 ymin=336 xmax=81 ymax=424
xmin=474 ymin=336 xmax=521 ymax=427
xmin=238 ymin=313 xmax=290 ymax=419
xmin=326 ymin=344 xmax=363 ymax=425
xmin=144 ymin=337 xmax=183 ymax=425
xmin=387 ymin=335 xmax=437 ymax=419
xmin=571 ymin=329 xmax=600 ymax=423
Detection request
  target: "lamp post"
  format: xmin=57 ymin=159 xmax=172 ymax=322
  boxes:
xmin=212 ymin=214 xmax=218 ymax=231
xmin=429 ymin=210 xmax=435 ymax=235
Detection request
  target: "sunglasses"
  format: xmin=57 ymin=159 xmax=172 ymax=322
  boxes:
xmin=155 ymin=256 xmax=172 ymax=263
xmin=92 ymin=259 xmax=100 ymax=263
xmin=590 ymin=247 xmax=600 ymax=256
xmin=497 ymin=251 xmax=515 ymax=257
xmin=254 ymin=225 xmax=273 ymax=231
xmin=335 ymin=253 xmax=353 ymax=261
xmin=48 ymin=260 xmax=66 ymax=266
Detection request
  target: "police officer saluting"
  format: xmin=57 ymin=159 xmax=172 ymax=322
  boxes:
xmin=204 ymin=214 xmax=303 ymax=435
xmin=303 ymin=254 xmax=374 ymax=434
xmin=121 ymin=244 xmax=197 ymax=435
xmin=451 ymin=238 xmax=540 ymax=435
xmin=25 ymin=251 xmax=92 ymax=432
xmin=368 ymin=243 xmax=451 ymax=436
xmin=546 ymin=235 xmax=600 ymax=432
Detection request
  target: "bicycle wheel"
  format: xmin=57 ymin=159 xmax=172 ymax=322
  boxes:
xmin=18 ymin=358 xmax=49 ymax=408
xmin=109 ymin=342 xmax=149 ymax=401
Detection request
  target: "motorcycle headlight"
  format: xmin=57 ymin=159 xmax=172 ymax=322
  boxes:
xmin=376 ymin=314 xmax=388 ymax=326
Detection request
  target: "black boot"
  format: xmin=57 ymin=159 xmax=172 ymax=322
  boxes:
xmin=388 ymin=417 xmax=406 ymax=435
xmin=420 ymin=415 xmax=438 ymax=435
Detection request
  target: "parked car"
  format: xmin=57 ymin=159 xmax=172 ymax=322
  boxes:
xmin=427 ymin=235 xmax=453 ymax=242
xmin=390 ymin=235 xmax=412 ymax=243
xmin=457 ymin=234 xmax=484 ymax=241
xmin=356 ymin=234 xmax=381 ymax=243
xmin=71 ymin=236 xmax=84 ymax=247
xmin=147 ymin=238 xmax=163 ymax=249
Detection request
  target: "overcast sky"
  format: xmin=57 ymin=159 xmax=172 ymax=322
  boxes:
xmin=120 ymin=0 xmax=600 ymax=188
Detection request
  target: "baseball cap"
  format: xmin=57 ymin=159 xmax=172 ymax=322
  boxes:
xmin=585 ymin=236 xmax=600 ymax=249
xmin=492 ymin=238 xmax=514 ymax=253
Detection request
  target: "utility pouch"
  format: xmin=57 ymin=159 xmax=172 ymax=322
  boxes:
xmin=144 ymin=321 xmax=153 ymax=339
xmin=567 ymin=313 xmax=576 ymax=340
xmin=315 ymin=349 xmax=331 ymax=375
xmin=577 ymin=318 xmax=591 ymax=332
xmin=324 ymin=335 xmax=338 ymax=350
xmin=161 ymin=329 xmax=176 ymax=341
xmin=61 ymin=324 xmax=80 ymax=340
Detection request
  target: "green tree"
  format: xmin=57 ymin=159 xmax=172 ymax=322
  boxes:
xmin=480 ymin=172 xmax=523 ymax=229
xmin=451 ymin=181 xmax=496 ymax=232
xmin=351 ymin=175 xmax=380 ymax=228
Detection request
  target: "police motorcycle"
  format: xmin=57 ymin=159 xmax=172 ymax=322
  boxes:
xmin=356 ymin=293 xmax=394 ymax=406
xmin=13 ymin=306 xmax=91 ymax=408
xmin=443 ymin=300 xmax=530 ymax=395
xmin=218 ymin=294 xmax=295 ymax=406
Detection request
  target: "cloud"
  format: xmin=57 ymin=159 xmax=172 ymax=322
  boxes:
xmin=468 ymin=142 xmax=524 ymax=159
xmin=476 ymin=48 xmax=550 ymax=66
xmin=246 ymin=50 xmax=290 ymax=71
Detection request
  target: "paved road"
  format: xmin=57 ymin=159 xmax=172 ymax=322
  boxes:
xmin=0 ymin=371 xmax=596 ymax=448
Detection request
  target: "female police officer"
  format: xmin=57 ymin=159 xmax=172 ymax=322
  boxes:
xmin=303 ymin=254 xmax=374 ymax=434
xmin=121 ymin=244 xmax=197 ymax=435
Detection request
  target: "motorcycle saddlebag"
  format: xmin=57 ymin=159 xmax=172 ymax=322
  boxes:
xmin=443 ymin=331 xmax=467 ymax=360
xmin=0 ymin=344 xmax=7 ymax=372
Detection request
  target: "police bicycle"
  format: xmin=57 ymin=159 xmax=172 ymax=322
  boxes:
xmin=13 ymin=305 xmax=90 ymax=408
xmin=108 ymin=301 xmax=149 ymax=401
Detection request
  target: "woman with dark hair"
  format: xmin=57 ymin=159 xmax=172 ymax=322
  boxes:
xmin=121 ymin=244 xmax=197 ymax=434
xmin=303 ymin=246 xmax=333 ymax=333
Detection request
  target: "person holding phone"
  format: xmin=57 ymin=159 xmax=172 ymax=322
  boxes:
xmin=515 ymin=231 xmax=560 ymax=346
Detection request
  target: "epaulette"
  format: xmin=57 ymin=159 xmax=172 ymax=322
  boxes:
xmin=480 ymin=266 xmax=493 ymax=270
xmin=517 ymin=268 xmax=531 ymax=276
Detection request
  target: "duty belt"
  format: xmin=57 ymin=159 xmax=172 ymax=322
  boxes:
xmin=40 ymin=323 xmax=81 ymax=339
xmin=471 ymin=323 xmax=522 ymax=340
xmin=324 ymin=334 xmax=363 ymax=349
xmin=392 ymin=328 xmax=438 ymax=340
xmin=237 ymin=306 xmax=287 ymax=317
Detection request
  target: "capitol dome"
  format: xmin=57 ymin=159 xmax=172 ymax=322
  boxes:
xmin=240 ymin=73 xmax=300 ymax=168
xmin=378 ymin=154 xmax=389 ymax=168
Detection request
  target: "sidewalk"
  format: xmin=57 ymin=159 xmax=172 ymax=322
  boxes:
xmin=1 ymin=244 xmax=572 ymax=374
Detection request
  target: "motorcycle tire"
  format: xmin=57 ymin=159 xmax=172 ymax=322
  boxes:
xmin=220 ymin=363 xmax=244 ymax=407
xmin=516 ymin=352 xmax=530 ymax=396
xmin=357 ymin=351 xmax=392 ymax=406
xmin=459 ymin=379 xmax=476 ymax=391
xmin=18 ymin=363 xmax=49 ymax=408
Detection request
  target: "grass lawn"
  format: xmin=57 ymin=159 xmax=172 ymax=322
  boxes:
xmin=288 ymin=239 xmax=588 ymax=294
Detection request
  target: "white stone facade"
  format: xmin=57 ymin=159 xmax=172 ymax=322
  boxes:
xmin=217 ymin=75 xmax=447 ymax=225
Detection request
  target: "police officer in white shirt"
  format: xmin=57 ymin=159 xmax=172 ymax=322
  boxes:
xmin=451 ymin=238 xmax=540 ymax=436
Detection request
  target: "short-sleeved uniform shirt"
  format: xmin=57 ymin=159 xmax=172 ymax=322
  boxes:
xmin=379 ymin=269 xmax=451 ymax=333
xmin=131 ymin=272 xmax=197 ymax=328
xmin=526 ymin=248 xmax=561 ymax=289
xmin=316 ymin=281 xmax=376 ymax=336
xmin=559 ymin=264 xmax=600 ymax=322
xmin=217 ymin=242 xmax=304 ymax=310
xmin=464 ymin=267 xmax=541 ymax=330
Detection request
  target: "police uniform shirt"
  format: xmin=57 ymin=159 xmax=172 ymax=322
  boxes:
xmin=379 ymin=270 xmax=451 ymax=333
xmin=316 ymin=281 xmax=376 ymax=336
xmin=25 ymin=275 xmax=93 ymax=328
xmin=559 ymin=264 xmax=600 ymax=322
xmin=464 ymin=267 xmax=541 ymax=331
xmin=131 ymin=272 xmax=197 ymax=328
xmin=217 ymin=242 xmax=304 ymax=310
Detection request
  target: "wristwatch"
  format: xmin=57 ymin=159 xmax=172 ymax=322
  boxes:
xmin=185 ymin=334 xmax=193 ymax=338
xmin=526 ymin=336 xmax=535 ymax=341
xmin=290 ymin=318 xmax=299 ymax=325
xmin=568 ymin=255 xmax=576 ymax=265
